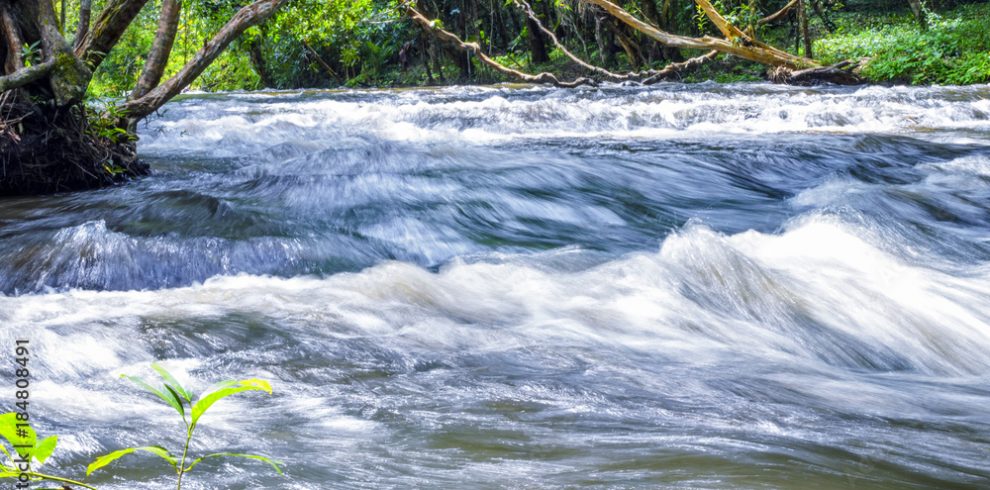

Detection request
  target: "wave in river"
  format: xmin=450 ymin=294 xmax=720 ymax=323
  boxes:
xmin=6 ymin=213 xmax=989 ymax=377
xmin=3 ymin=84 xmax=990 ymax=488
xmin=138 ymin=84 xmax=990 ymax=157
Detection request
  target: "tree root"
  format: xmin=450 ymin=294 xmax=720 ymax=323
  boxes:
xmin=0 ymin=93 xmax=148 ymax=196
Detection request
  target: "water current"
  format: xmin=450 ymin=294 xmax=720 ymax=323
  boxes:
xmin=1 ymin=83 xmax=989 ymax=488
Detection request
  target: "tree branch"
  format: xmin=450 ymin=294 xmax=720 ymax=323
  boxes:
xmin=758 ymin=0 xmax=798 ymax=25
xmin=130 ymin=0 xmax=181 ymax=100
xmin=0 ymin=60 xmax=55 ymax=93
xmin=642 ymin=50 xmax=719 ymax=84
xmin=406 ymin=5 xmax=594 ymax=88
xmin=1 ymin=3 xmax=24 ymax=73
xmin=123 ymin=0 xmax=287 ymax=121
xmin=513 ymin=0 xmax=630 ymax=80
xmin=73 ymin=0 xmax=92 ymax=50
xmin=23 ymin=0 xmax=90 ymax=105
xmin=74 ymin=0 xmax=151 ymax=70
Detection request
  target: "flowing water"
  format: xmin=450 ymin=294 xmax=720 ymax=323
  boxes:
xmin=2 ymin=83 xmax=990 ymax=489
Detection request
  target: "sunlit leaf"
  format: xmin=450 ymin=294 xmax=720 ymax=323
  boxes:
xmin=151 ymin=363 xmax=193 ymax=402
xmin=87 ymin=445 xmax=177 ymax=476
xmin=33 ymin=436 xmax=57 ymax=465
xmin=0 ymin=413 xmax=36 ymax=459
xmin=190 ymin=379 xmax=272 ymax=429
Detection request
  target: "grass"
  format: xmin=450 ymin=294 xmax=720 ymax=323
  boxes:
xmin=815 ymin=2 xmax=990 ymax=84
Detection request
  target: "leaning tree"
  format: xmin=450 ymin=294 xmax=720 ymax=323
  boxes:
xmin=0 ymin=0 xmax=287 ymax=195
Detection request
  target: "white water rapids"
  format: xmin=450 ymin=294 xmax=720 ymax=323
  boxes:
xmin=1 ymin=83 xmax=989 ymax=488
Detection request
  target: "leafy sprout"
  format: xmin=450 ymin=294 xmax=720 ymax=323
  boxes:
xmin=88 ymin=363 xmax=281 ymax=490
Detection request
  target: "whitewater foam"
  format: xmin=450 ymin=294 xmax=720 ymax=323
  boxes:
xmin=5 ymin=215 xmax=989 ymax=379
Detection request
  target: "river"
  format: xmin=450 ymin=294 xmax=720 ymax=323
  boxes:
xmin=1 ymin=83 xmax=989 ymax=488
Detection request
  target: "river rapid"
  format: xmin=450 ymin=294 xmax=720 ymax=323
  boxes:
xmin=1 ymin=83 xmax=989 ymax=488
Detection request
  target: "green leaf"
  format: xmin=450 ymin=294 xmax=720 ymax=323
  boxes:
xmin=33 ymin=436 xmax=57 ymax=464
xmin=0 ymin=413 xmax=36 ymax=459
xmin=122 ymin=375 xmax=185 ymax=418
xmin=87 ymin=445 xmax=177 ymax=476
xmin=151 ymin=363 xmax=193 ymax=402
xmin=184 ymin=452 xmax=283 ymax=475
xmin=190 ymin=379 xmax=272 ymax=429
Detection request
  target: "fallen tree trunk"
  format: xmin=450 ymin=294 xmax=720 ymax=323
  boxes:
xmin=772 ymin=60 xmax=863 ymax=85
xmin=514 ymin=0 xmax=718 ymax=84
xmin=581 ymin=0 xmax=818 ymax=69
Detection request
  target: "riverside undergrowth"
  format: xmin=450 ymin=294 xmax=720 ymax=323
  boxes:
xmin=815 ymin=2 xmax=990 ymax=84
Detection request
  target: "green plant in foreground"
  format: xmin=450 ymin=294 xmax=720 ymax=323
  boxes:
xmin=0 ymin=413 xmax=97 ymax=489
xmin=87 ymin=363 xmax=282 ymax=489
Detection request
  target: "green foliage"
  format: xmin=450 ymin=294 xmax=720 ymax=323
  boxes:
xmin=20 ymin=41 xmax=42 ymax=67
xmin=61 ymin=0 xmax=990 ymax=96
xmin=86 ymin=101 xmax=134 ymax=145
xmin=88 ymin=363 xmax=280 ymax=489
xmin=815 ymin=3 xmax=990 ymax=84
xmin=0 ymin=414 xmax=97 ymax=489
xmin=0 ymin=362 xmax=278 ymax=489
xmin=87 ymin=446 xmax=178 ymax=475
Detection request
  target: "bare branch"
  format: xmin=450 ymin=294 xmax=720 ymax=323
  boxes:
xmin=123 ymin=0 xmax=288 ymax=121
xmin=513 ymin=0 xmax=631 ymax=80
xmin=642 ymin=50 xmax=719 ymax=84
xmin=406 ymin=5 xmax=594 ymax=88
xmin=303 ymin=39 xmax=338 ymax=79
xmin=75 ymin=0 xmax=151 ymax=70
xmin=130 ymin=0 xmax=181 ymax=100
xmin=758 ymin=0 xmax=798 ymax=25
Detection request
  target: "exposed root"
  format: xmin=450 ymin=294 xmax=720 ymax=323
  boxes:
xmin=0 ymin=92 xmax=149 ymax=196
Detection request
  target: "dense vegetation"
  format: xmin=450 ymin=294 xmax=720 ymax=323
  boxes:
xmin=817 ymin=2 xmax=990 ymax=84
xmin=58 ymin=0 xmax=990 ymax=96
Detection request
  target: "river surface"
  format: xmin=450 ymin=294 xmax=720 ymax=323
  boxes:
xmin=2 ymin=83 xmax=990 ymax=488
